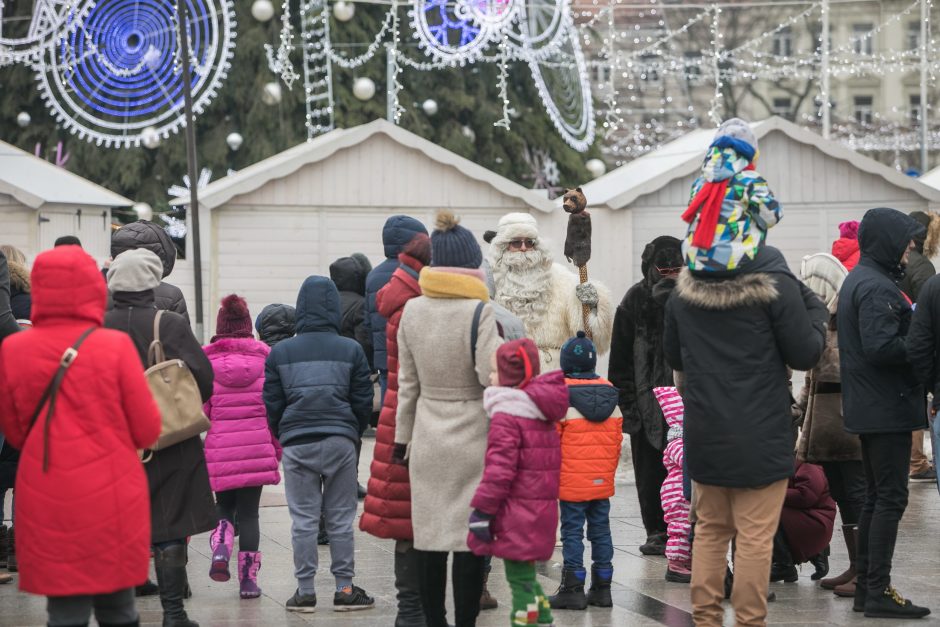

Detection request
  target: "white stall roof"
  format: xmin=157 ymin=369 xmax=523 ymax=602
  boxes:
xmin=0 ymin=140 xmax=132 ymax=209
xmin=174 ymin=119 xmax=555 ymax=213
xmin=580 ymin=117 xmax=940 ymax=210
xmin=920 ymin=165 xmax=940 ymax=190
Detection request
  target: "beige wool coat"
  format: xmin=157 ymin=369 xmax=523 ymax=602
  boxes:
xmin=395 ymin=296 xmax=502 ymax=552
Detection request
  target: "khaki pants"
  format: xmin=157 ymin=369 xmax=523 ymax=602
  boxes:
xmin=910 ymin=430 xmax=932 ymax=476
xmin=691 ymin=479 xmax=787 ymax=627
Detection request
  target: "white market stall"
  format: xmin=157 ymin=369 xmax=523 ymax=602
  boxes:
xmin=0 ymin=140 xmax=132 ymax=263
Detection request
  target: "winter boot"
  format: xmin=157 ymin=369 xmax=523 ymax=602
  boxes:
xmin=821 ymin=525 xmax=856 ymax=591
xmin=98 ymin=620 xmax=140 ymax=627
xmin=769 ymin=562 xmax=798 ymax=583
xmin=864 ymin=585 xmax=931 ymax=619
xmin=586 ymin=565 xmax=613 ymax=607
xmin=393 ymin=544 xmax=426 ymax=627
xmin=639 ymin=532 xmax=666 ymax=556
xmin=154 ymin=544 xmax=198 ymax=627
xmin=833 ymin=576 xmax=857 ymax=598
xmin=810 ymin=546 xmax=830 ymax=580
xmin=665 ymin=559 xmax=691 ymax=584
xmin=0 ymin=524 xmax=8 ymax=568
xmin=480 ymin=567 xmax=498 ymax=610
xmin=548 ymin=567 xmax=587 ymax=610
xmin=136 ymin=579 xmax=160 ymax=597
xmin=238 ymin=551 xmax=262 ymax=599
xmin=208 ymin=519 xmax=234 ymax=582
xmin=6 ymin=527 xmax=16 ymax=572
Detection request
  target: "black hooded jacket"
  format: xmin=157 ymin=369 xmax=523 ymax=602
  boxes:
xmin=839 ymin=208 xmax=926 ymax=434
xmin=330 ymin=256 xmax=374 ymax=369
xmin=255 ymin=304 xmax=296 ymax=347
xmin=110 ymin=221 xmax=189 ymax=321
xmin=664 ymin=246 xmax=828 ymax=488
xmin=609 ymin=236 xmax=681 ymax=450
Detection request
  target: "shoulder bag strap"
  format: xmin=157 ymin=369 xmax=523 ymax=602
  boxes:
xmin=470 ymin=301 xmax=485 ymax=367
xmin=147 ymin=310 xmax=165 ymax=367
xmin=28 ymin=326 xmax=96 ymax=472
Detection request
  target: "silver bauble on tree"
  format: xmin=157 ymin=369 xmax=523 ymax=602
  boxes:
xmin=262 ymin=82 xmax=283 ymax=105
xmin=251 ymin=0 xmax=275 ymax=22
xmin=333 ymin=1 xmax=355 ymax=22
xmin=421 ymin=99 xmax=438 ymax=116
xmin=586 ymin=158 xmax=607 ymax=179
xmin=141 ymin=126 xmax=161 ymax=149
xmin=16 ymin=112 xmax=31 ymax=127
xmin=352 ymin=77 xmax=375 ymax=101
xmin=226 ymin=132 xmax=244 ymax=151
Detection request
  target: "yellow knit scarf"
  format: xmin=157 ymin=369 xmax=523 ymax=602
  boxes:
xmin=418 ymin=267 xmax=490 ymax=302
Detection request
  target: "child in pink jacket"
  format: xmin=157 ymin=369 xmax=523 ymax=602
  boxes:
xmin=204 ymin=295 xmax=282 ymax=599
xmin=654 ymin=387 xmax=692 ymax=583
xmin=467 ymin=338 xmax=569 ymax=627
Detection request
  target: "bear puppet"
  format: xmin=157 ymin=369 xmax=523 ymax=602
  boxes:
xmin=563 ymin=187 xmax=591 ymax=267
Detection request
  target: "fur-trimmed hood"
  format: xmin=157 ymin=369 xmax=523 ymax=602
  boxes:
xmin=910 ymin=210 xmax=940 ymax=259
xmin=676 ymin=269 xmax=778 ymax=311
xmin=7 ymin=260 xmax=30 ymax=294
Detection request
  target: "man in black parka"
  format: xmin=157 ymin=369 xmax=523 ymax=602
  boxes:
xmin=111 ymin=220 xmax=189 ymax=322
xmin=838 ymin=207 xmax=930 ymax=619
xmin=609 ymin=236 xmax=682 ymax=555
xmin=664 ymin=245 xmax=827 ymax=626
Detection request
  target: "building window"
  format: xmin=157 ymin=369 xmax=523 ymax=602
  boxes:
xmin=640 ymin=54 xmax=660 ymax=84
xmin=853 ymin=23 xmax=874 ymax=55
xmin=911 ymin=94 xmax=922 ymax=124
xmin=907 ymin=21 xmax=921 ymax=50
xmin=854 ymin=95 xmax=874 ymax=124
xmin=772 ymin=97 xmax=792 ymax=117
xmin=772 ymin=27 xmax=793 ymax=57
xmin=684 ymin=51 xmax=702 ymax=81
xmin=595 ymin=64 xmax=611 ymax=87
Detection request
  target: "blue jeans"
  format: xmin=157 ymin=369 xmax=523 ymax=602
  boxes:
xmin=560 ymin=499 xmax=613 ymax=570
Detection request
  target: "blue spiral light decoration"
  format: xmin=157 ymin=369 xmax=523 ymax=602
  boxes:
xmin=36 ymin=0 xmax=235 ymax=148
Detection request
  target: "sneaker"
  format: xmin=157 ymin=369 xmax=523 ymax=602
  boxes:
xmin=910 ymin=467 xmax=937 ymax=481
xmin=334 ymin=585 xmax=375 ymax=611
xmin=864 ymin=586 xmax=931 ymax=619
xmin=286 ymin=589 xmax=317 ymax=613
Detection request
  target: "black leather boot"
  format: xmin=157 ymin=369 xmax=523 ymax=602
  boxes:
xmin=586 ymin=565 xmax=613 ymax=607
xmin=394 ymin=544 xmax=426 ymax=627
xmin=154 ymin=544 xmax=198 ymax=627
xmin=548 ymin=567 xmax=587 ymax=610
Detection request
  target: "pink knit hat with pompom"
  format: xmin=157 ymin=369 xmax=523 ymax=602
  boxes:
xmin=838 ymin=221 xmax=860 ymax=240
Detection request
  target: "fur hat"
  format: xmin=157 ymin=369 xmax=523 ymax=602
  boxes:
xmin=908 ymin=211 xmax=940 ymax=258
xmin=715 ymin=118 xmax=758 ymax=153
xmin=107 ymin=249 xmax=163 ymax=292
xmin=430 ymin=210 xmax=482 ymax=269
xmin=560 ymin=331 xmax=597 ymax=376
xmin=496 ymin=338 xmax=541 ymax=387
xmin=838 ymin=221 xmax=860 ymax=240
xmin=215 ymin=294 xmax=253 ymax=338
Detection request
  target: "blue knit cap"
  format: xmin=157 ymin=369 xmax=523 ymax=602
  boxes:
xmin=561 ymin=331 xmax=597 ymax=375
xmin=430 ymin=210 xmax=483 ymax=269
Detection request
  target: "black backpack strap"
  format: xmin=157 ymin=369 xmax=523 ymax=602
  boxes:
xmin=470 ymin=301 xmax=485 ymax=367
xmin=28 ymin=326 xmax=96 ymax=472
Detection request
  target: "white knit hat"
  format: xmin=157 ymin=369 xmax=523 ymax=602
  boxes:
xmin=494 ymin=213 xmax=539 ymax=241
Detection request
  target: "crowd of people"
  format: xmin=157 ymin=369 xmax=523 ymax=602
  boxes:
xmin=0 ymin=116 xmax=936 ymax=627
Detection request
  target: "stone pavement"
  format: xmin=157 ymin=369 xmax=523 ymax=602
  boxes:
xmin=1 ymin=438 xmax=938 ymax=626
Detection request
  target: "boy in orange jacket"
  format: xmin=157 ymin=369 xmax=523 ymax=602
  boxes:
xmin=548 ymin=331 xmax=624 ymax=611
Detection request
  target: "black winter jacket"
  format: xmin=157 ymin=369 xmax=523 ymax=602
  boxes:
xmin=255 ymin=303 xmax=296 ymax=347
xmin=899 ymin=250 xmax=935 ymax=302
xmin=330 ymin=256 xmax=374 ymax=369
xmin=264 ymin=276 xmax=374 ymax=446
xmin=110 ymin=221 xmax=189 ymax=322
xmin=664 ymin=247 xmax=827 ymax=488
xmin=908 ymin=274 xmax=940 ymax=405
xmin=839 ymin=208 xmax=926 ymax=434
xmin=609 ymin=236 xmax=681 ymax=450
xmin=364 ymin=216 xmax=427 ymax=372
xmin=104 ymin=289 xmax=216 ymax=543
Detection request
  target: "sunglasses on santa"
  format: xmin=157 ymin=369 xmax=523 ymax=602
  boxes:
xmin=656 ymin=265 xmax=682 ymax=278
xmin=508 ymin=238 xmax=537 ymax=251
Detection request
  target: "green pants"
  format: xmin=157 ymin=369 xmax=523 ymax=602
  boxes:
xmin=503 ymin=559 xmax=553 ymax=626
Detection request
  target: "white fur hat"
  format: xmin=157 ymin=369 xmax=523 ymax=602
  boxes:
xmin=494 ymin=213 xmax=539 ymax=241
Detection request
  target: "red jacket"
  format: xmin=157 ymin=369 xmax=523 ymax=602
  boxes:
xmin=779 ymin=461 xmax=837 ymax=563
xmin=0 ymin=246 xmax=161 ymax=596
xmin=360 ymin=252 xmax=424 ymax=540
xmin=831 ymin=237 xmax=860 ymax=271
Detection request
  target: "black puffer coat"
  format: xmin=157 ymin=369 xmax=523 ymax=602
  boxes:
xmin=255 ymin=303 xmax=296 ymax=347
xmin=104 ymin=290 xmax=216 ymax=543
xmin=664 ymin=246 xmax=827 ymax=488
xmin=839 ymin=208 xmax=926 ymax=435
xmin=110 ymin=221 xmax=189 ymax=321
xmin=609 ymin=236 xmax=681 ymax=450
xmin=330 ymin=255 xmax=374 ymax=369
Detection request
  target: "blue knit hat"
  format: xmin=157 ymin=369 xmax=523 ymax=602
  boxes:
xmin=430 ymin=210 xmax=483 ymax=269
xmin=561 ymin=331 xmax=597 ymax=375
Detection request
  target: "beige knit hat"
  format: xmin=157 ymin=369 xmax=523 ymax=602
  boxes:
xmin=107 ymin=248 xmax=163 ymax=292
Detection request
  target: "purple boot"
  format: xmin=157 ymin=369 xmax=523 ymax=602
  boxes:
xmin=238 ymin=551 xmax=262 ymax=599
xmin=209 ymin=519 xmax=235 ymax=582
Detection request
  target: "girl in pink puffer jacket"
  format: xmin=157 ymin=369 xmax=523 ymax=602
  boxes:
xmin=467 ymin=338 xmax=569 ymax=627
xmin=204 ymin=295 xmax=281 ymax=600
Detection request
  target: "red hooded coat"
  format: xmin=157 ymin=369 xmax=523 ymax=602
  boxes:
xmin=360 ymin=252 xmax=425 ymax=540
xmin=779 ymin=461 xmax=837 ymax=563
xmin=831 ymin=238 xmax=860 ymax=271
xmin=0 ymin=246 xmax=161 ymax=596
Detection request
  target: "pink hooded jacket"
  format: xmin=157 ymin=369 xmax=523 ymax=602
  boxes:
xmin=203 ymin=337 xmax=281 ymax=492
xmin=468 ymin=370 xmax=569 ymax=562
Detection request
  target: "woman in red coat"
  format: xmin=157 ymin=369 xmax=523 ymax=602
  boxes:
xmin=359 ymin=233 xmax=429 ymax=627
xmin=771 ymin=460 xmax=837 ymax=582
xmin=0 ymin=245 xmax=161 ymax=626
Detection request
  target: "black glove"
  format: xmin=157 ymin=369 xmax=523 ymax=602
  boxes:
xmin=391 ymin=443 xmax=408 ymax=467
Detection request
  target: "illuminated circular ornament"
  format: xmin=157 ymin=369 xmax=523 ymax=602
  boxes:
xmin=410 ymin=0 xmax=490 ymax=65
xmin=34 ymin=0 xmax=237 ymax=148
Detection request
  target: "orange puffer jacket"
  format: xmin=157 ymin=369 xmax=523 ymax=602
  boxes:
xmin=558 ymin=377 xmax=623 ymax=502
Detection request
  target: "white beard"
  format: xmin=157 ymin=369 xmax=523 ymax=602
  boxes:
xmin=491 ymin=248 xmax=553 ymax=332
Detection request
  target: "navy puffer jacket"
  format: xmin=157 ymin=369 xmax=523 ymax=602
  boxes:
xmin=364 ymin=216 xmax=427 ymax=371
xmin=263 ymin=276 xmax=374 ymax=446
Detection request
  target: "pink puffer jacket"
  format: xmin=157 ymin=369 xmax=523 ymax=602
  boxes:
xmin=468 ymin=370 xmax=568 ymax=562
xmin=203 ymin=337 xmax=281 ymax=492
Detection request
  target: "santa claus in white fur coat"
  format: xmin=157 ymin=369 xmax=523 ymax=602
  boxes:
xmin=487 ymin=212 xmax=614 ymax=369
